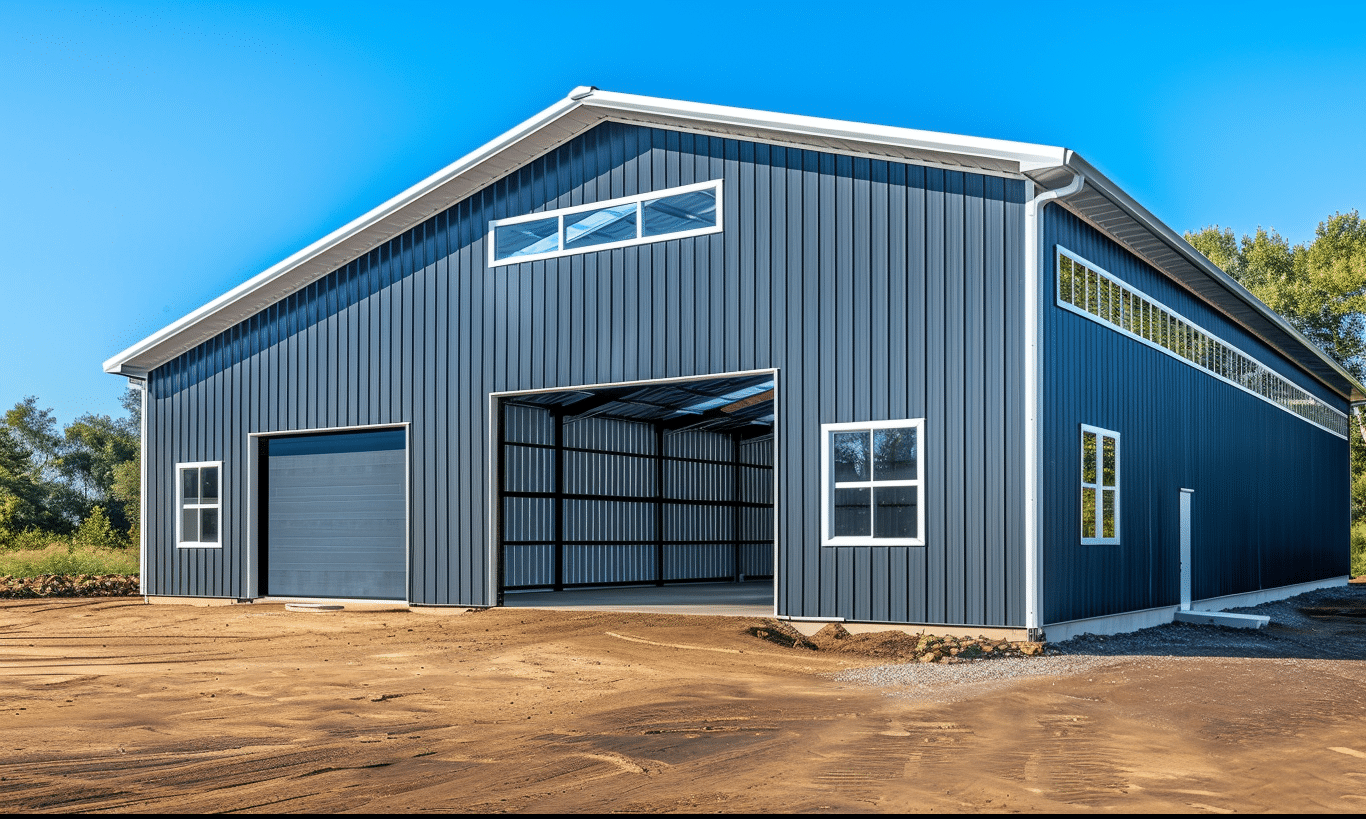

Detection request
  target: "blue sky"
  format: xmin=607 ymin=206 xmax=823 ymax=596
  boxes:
xmin=3 ymin=1 xmax=1365 ymax=427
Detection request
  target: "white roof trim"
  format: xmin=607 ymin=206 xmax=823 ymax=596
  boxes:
xmin=582 ymin=90 xmax=1067 ymax=170
xmin=102 ymin=93 xmax=588 ymax=376
xmin=103 ymin=88 xmax=1364 ymax=403
xmin=104 ymin=88 xmax=1071 ymax=377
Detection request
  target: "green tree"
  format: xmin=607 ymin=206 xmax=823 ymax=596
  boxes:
xmin=4 ymin=397 xmax=62 ymax=481
xmin=0 ymin=392 xmax=142 ymax=543
xmin=1 ymin=401 xmax=79 ymax=536
xmin=110 ymin=451 xmax=140 ymax=544
xmin=59 ymin=413 xmax=139 ymax=532
xmin=0 ymin=425 xmax=51 ymax=540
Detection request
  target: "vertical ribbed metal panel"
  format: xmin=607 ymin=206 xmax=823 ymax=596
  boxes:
xmin=1041 ymin=206 xmax=1350 ymax=624
xmin=144 ymin=120 xmax=1026 ymax=619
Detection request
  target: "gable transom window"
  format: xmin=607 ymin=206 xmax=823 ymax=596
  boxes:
xmin=821 ymin=419 xmax=924 ymax=547
xmin=178 ymin=461 xmax=221 ymax=548
xmin=488 ymin=180 xmax=722 ymax=266
xmin=1080 ymin=426 xmax=1119 ymax=545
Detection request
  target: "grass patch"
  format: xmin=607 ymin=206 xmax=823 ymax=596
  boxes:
xmin=0 ymin=543 xmax=139 ymax=578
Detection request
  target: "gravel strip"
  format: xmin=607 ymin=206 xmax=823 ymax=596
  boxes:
xmin=831 ymin=584 xmax=1366 ymax=699
xmin=830 ymin=653 xmax=1120 ymax=702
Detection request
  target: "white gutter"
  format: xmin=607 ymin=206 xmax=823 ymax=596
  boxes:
xmin=1023 ymin=166 xmax=1085 ymax=640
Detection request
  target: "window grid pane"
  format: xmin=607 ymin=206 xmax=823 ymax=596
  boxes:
xmin=1058 ymin=251 xmax=1347 ymax=438
xmin=825 ymin=421 xmax=923 ymax=545
xmin=492 ymin=182 xmax=722 ymax=264
xmin=178 ymin=462 xmax=221 ymax=547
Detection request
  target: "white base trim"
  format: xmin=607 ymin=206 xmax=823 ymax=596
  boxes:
xmin=1043 ymin=605 xmax=1179 ymax=643
xmin=1043 ymin=576 xmax=1349 ymax=642
xmin=1190 ymin=576 xmax=1347 ymax=612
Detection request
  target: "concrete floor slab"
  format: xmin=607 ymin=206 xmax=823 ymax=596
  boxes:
xmin=502 ymin=581 xmax=773 ymax=617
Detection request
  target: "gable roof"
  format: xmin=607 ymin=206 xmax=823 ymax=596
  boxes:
xmin=103 ymin=88 xmax=1366 ymax=403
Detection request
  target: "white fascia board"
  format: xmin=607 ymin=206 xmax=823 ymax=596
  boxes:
xmin=1061 ymin=151 xmax=1366 ymax=402
xmin=582 ymin=91 xmax=1068 ymax=171
xmin=103 ymin=93 xmax=591 ymax=377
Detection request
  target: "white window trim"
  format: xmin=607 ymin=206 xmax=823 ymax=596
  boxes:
xmin=820 ymin=418 xmax=925 ymax=547
xmin=1079 ymin=425 xmax=1119 ymax=546
xmin=176 ymin=460 xmax=223 ymax=549
xmin=487 ymin=179 xmax=723 ymax=267
xmin=1056 ymin=246 xmax=1348 ymax=440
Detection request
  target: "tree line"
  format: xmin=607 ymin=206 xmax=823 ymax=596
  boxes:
xmin=0 ymin=391 xmax=140 ymax=549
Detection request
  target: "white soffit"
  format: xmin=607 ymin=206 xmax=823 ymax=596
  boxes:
xmin=1049 ymin=154 xmax=1366 ymax=402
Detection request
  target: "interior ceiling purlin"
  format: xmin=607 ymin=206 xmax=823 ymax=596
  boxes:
xmin=505 ymin=376 xmax=776 ymax=437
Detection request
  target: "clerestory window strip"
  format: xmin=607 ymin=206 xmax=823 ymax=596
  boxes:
xmin=1057 ymin=247 xmax=1349 ymax=439
xmin=488 ymin=180 xmax=722 ymax=267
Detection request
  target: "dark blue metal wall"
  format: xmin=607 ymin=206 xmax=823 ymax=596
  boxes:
xmin=145 ymin=121 xmax=1029 ymax=623
xmin=1041 ymin=206 xmax=1350 ymax=624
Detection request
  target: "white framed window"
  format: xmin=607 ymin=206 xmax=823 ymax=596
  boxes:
xmin=1079 ymin=425 xmax=1119 ymax=545
xmin=177 ymin=461 xmax=222 ymax=548
xmin=821 ymin=419 xmax=924 ymax=547
xmin=488 ymin=179 xmax=723 ymax=267
xmin=1057 ymin=247 xmax=1348 ymax=439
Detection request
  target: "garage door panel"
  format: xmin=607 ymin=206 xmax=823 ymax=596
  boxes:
xmin=266 ymin=429 xmax=406 ymax=600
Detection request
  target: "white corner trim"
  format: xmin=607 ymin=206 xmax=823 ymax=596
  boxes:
xmin=137 ymin=381 xmax=148 ymax=595
xmin=1043 ymin=605 xmax=1179 ymax=643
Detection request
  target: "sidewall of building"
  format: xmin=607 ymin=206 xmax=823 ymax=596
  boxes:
xmin=1040 ymin=205 xmax=1350 ymax=624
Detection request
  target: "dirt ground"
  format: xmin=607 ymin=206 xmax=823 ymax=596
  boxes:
xmin=3 ymin=590 xmax=1366 ymax=813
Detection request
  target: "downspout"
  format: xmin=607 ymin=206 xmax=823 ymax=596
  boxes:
xmin=128 ymin=376 xmax=148 ymax=600
xmin=1024 ymin=166 xmax=1085 ymax=641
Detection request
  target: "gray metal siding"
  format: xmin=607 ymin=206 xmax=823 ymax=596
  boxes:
xmin=145 ymin=122 xmax=1028 ymax=623
xmin=1042 ymin=206 xmax=1350 ymax=624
